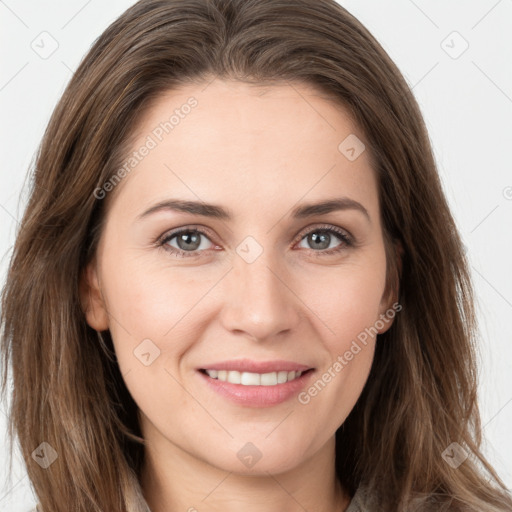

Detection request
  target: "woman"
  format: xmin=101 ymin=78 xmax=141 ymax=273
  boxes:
xmin=1 ymin=0 xmax=511 ymax=511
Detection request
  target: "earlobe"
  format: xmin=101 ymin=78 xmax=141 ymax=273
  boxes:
xmin=377 ymin=293 xmax=400 ymax=335
xmin=79 ymin=261 xmax=109 ymax=331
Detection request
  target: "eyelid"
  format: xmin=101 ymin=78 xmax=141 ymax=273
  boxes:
xmin=293 ymin=223 xmax=353 ymax=244
xmin=156 ymin=222 xmax=354 ymax=258
xmin=156 ymin=224 xmax=218 ymax=250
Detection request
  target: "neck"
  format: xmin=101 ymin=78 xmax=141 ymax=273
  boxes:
xmin=140 ymin=432 xmax=352 ymax=512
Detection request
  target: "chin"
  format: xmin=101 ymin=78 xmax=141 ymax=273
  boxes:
xmin=203 ymin=443 xmax=306 ymax=476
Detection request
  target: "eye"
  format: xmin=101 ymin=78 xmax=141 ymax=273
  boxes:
xmin=158 ymin=226 xmax=216 ymax=258
xmin=157 ymin=224 xmax=353 ymax=259
xmin=295 ymin=225 xmax=353 ymax=256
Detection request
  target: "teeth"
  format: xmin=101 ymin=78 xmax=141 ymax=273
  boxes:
xmin=204 ymin=369 xmax=304 ymax=385
xmin=277 ymin=371 xmax=288 ymax=384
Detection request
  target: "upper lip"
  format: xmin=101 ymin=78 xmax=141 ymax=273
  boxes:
xmin=199 ymin=359 xmax=313 ymax=373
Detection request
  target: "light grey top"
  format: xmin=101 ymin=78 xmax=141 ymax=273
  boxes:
xmin=346 ymin=484 xmax=376 ymax=511
xmin=28 ymin=484 xmax=376 ymax=511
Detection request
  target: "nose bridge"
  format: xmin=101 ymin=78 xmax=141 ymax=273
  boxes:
xmin=220 ymin=238 xmax=300 ymax=340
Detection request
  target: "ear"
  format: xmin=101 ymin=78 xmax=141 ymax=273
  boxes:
xmin=376 ymin=241 xmax=403 ymax=334
xmin=79 ymin=260 xmax=109 ymax=331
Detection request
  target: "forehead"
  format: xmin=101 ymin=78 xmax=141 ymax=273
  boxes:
xmin=107 ymin=79 xmax=379 ymax=221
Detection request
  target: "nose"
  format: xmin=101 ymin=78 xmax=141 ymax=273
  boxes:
xmin=218 ymin=244 xmax=302 ymax=342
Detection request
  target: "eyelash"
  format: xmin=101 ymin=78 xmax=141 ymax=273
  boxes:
xmin=156 ymin=224 xmax=354 ymax=259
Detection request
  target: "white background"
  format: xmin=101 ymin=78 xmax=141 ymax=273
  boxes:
xmin=1 ymin=1 xmax=511 ymax=510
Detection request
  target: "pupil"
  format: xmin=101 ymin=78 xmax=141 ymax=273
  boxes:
xmin=310 ymin=232 xmax=329 ymax=250
xmin=179 ymin=232 xmax=200 ymax=251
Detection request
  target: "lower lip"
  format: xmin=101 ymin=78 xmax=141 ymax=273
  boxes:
xmin=197 ymin=369 xmax=315 ymax=407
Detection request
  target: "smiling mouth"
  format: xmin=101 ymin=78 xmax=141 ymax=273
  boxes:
xmin=199 ymin=368 xmax=314 ymax=386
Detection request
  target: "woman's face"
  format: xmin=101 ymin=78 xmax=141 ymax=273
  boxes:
xmin=82 ymin=79 xmax=396 ymax=475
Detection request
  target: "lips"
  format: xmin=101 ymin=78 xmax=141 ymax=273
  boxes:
xmin=196 ymin=358 xmax=316 ymax=407
xmin=198 ymin=368 xmax=314 ymax=407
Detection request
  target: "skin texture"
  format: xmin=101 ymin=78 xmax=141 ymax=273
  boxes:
xmin=81 ymin=79 xmax=397 ymax=512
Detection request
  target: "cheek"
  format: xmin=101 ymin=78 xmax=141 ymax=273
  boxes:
xmin=304 ymin=257 xmax=387 ymax=345
xmin=99 ymin=248 xmax=210 ymax=370
xmin=294 ymin=265 xmax=385 ymax=431
xmin=100 ymin=256 xmax=203 ymax=421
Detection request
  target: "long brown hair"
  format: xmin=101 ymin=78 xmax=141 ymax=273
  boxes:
xmin=1 ymin=0 xmax=511 ymax=510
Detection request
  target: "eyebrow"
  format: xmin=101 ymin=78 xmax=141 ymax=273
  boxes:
xmin=136 ymin=197 xmax=370 ymax=223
